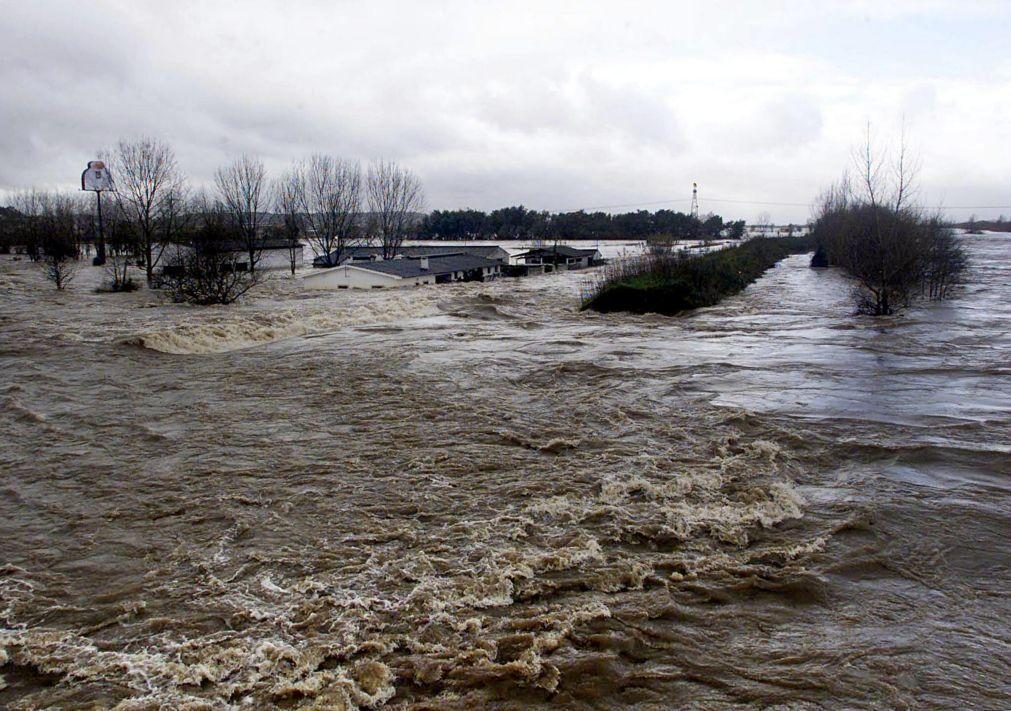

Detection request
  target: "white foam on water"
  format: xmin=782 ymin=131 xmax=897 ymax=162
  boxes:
xmin=126 ymin=290 xmax=445 ymax=354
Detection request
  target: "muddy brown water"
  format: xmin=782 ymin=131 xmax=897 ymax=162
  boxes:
xmin=1 ymin=235 xmax=1008 ymax=709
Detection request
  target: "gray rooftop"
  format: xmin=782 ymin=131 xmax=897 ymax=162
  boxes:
xmin=348 ymin=245 xmax=506 ymax=259
xmin=343 ymin=253 xmax=501 ymax=278
xmin=514 ymin=245 xmax=600 ymax=258
xmin=314 ymin=244 xmax=509 ymax=267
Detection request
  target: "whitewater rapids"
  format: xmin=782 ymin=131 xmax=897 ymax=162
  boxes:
xmin=0 ymin=236 xmax=1008 ymax=709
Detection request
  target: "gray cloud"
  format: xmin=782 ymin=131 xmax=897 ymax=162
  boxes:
xmin=1 ymin=0 xmax=1008 ymax=222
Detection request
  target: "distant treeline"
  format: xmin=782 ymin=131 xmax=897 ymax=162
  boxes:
xmin=419 ymin=205 xmax=745 ymax=241
xmin=956 ymin=216 xmax=1010 ymax=233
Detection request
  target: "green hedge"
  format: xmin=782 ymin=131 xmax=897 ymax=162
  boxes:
xmin=583 ymin=235 xmax=816 ymax=315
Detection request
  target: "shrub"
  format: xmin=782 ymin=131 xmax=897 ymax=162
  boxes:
xmin=95 ymin=277 xmax=140 ymax=293
xmin=161 ymin=248 xmax=260 ymax=305
xmin=583 ymin=235 xmax=816 ymax=315
xmin=159 ymin=207 xmax=261 ymax=305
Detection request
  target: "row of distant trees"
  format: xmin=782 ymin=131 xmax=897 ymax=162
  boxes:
xmin=419 ymin=206 xmax=745 ymax=242
xmin=0 ymin=192 xmax=85 ymax=289
xmin=961 ymin=214 xmax=1009 ymax=233
xmin=0 ymin=138 xmax=426 ymax=300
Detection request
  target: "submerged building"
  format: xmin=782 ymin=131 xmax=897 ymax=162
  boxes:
xmin=303 ymin=253 xmax=501 ymax=290
xmin=312 ymin=245 xmax=510 ymax=268
xmin=513 ymin=246 xmax=603 ymax=271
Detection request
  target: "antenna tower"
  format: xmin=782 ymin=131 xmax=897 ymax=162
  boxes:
xmin=690 ymin=182 xmax=699 ymax=219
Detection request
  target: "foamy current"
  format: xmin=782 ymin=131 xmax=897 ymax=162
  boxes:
xmin=1 ymin=236 xmax=1008 ymax=709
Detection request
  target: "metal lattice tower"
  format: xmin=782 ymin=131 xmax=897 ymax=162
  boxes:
xmin=690 ymin=182 xmax=699 ymax=219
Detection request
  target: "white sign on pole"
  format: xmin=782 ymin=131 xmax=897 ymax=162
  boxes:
xmin=81 ymin=160 xmax=114 ymax=192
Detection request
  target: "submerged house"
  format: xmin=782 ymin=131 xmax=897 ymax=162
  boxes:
xmin=160 ymin=237 xmax=304 ymax=272
xmin=303 ymin=252 xmax=501 ymax=290
xmin=312 ymin=245 xmax=509 ymax=268
xmin=513 ymin=246 xmax=603 ymax=271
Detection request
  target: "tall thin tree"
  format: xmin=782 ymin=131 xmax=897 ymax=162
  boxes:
xmin=215 ymin=155 xmax=268 ymax=274
xmin=293 ymin=155 xmax=363 ymax=267
xmin=366 ymin=160 xmax=425 ymax=259
xmin=274 ymin=168 xmax=304 ymax=275
xmin=108 ymin=138 xmax=186 ymax=284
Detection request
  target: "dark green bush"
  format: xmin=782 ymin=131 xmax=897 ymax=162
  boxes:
xmin=583 ymin=236 xmax=816 ymax=315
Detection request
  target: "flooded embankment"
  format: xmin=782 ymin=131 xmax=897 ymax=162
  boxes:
xmin=1 ymin=235 xmax=1008 ymax=709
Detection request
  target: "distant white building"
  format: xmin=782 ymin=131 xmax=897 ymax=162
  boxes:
xmin=303 ymin=253 xmax=501 ymax=290
xmin=744 ymin=224 xmax=811 ymax=239
xmin=513 ymin=246 xmax=602 ymax=270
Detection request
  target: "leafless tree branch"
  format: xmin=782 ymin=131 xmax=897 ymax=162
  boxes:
xmin=106 ymin=138 xmax=187 ymax=284
xmin=366 ymin=160 xmax=425 ymax=259
xmin=215 ymin=155 xmax=269 ymax=273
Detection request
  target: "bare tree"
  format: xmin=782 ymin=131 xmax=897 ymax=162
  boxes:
xmin=965 ymin=214 xmax=982 ymax=234
xmin=292 ymin=155 xmax=363 ymax=267
xmin=215 ymin=155 xmax=268 ymax=274
xmin=10 ymin=189 xmax=47 ymax=260
xmin=812 ymin=126 xmax=966 ymax=315
xmin=102 ymin=198 xmax=141 ymax=291
xmin=107 ymin=138 xmax=186 ymax=284
xmin=366 ymin=160 xmax=425 ymax=259
xmin=273 ymin=168 xmax=304 ymax=275
xmin=158 ymin=184 xmax=192 ymax=253
xmin=32 ymin=192 xmax=80 ymax=289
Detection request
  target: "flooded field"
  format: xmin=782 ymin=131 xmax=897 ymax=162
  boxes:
xmin=1 ymin=235 xmax=1008 ymax=709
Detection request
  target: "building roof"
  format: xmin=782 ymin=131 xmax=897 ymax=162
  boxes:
xmin=350 ymin=245 xmax=508 ymax=259
xmin=167 ymin=238 xmax=302 ymax=254
xmin=341 ymin=253 xmax=501 ymax=279
xmin=209 ymin=238 xmax=302 ymax=251
xmin=314 ymin=244 xmax=509 ymax=267
xmin=514 ymin=245 xmax=601 ymax=259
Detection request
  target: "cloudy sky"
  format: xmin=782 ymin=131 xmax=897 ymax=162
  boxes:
xmin=2 ymin=0 xmax=1009 ymax=222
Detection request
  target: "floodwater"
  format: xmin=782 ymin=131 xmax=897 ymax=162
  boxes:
xmin=1 ymin=235 xmax=1008 ymax=709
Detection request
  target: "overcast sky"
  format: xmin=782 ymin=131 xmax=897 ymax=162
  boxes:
xmin=2 ymin=0 xmax=1009 ymax=222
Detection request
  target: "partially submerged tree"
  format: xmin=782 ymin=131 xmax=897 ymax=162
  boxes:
xmin=273 ymin=168 xmax=305 ymax=275
xmin=0 ymin=206 xmax=19 ymax=254
xmin=812 ymin=127 xmax=967 ymax=315
xmin=215 ymin=155 xmax=268 ymax=273
xmin=7 ymin=190 xmax=81 ymax=286
xmin=291 ymin=155 xmax=363 ymax=267
xmin=35 ymin=192 xmax=80 ymax=289
xmin=102 ymin=199 xmax=141 ymax=291
xmin=9 ymin=189 xmax=48 ymax=260
xmin=162 ymin=199 xmax=261 ymax=305
xmin=367 ymin=160 xmax=425 ymax=259
xmin=921 ymin=217 xmax=968 ymax=300
xmin=965 ymin=214 xmax=983 ymax=234
xmin=108 ymin=137 xmax=187 ymax=284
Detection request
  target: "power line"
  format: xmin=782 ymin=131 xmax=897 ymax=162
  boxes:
xmin=931 ymin=205 xmax=1011 ymax=210
xmin=564 ymin=196 xmax=1011 ymax=213
xmin=704 ymin=197 xmax=812 ymax=207
xmin=567 ymin=198 xmax=691 ymax=212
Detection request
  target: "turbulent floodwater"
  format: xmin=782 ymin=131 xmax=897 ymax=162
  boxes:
xmin=1 ymin=235 xmax=1008 ymax=709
